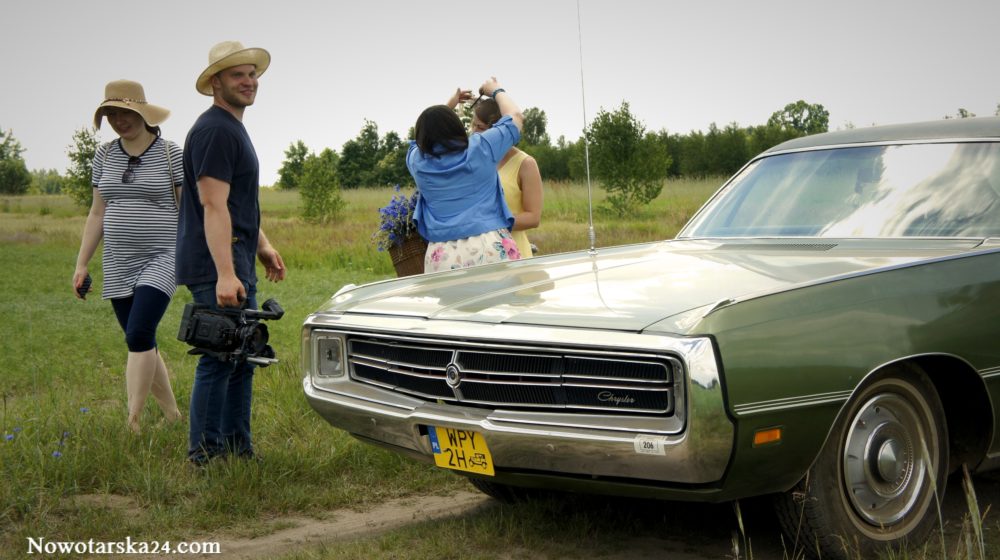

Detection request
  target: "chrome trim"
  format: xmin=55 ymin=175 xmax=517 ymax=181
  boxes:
xmin=732 ymin=390 xmax=853 ymax=417
xmin=980 ymin=366 xmax=1000 ymax=379
xmin=342 ymin=327 xmax=682 ymax=415
xmin=302 ymin=317 xmax=732 ymax=483
xmin=761 ymin=136 xmax=1000 ymax=158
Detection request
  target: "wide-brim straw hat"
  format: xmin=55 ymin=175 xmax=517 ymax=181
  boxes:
xmin=93 ymin=80 xmax=170 ymax=129
xmin=196 ymin=40 xmax=270 ymax=96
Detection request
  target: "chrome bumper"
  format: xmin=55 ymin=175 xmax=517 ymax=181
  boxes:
xmin=302 ymin=316 xmax=733 ymax=485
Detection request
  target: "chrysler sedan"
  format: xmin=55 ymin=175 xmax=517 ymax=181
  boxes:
xmin=302 ymin=117 xmax=1000 ymax=558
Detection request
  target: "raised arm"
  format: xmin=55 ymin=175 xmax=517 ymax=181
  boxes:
xmin=479 ymin=77 xmax=523 ymax=131
xmin=446 ymin=88 xmax=473 ymax=109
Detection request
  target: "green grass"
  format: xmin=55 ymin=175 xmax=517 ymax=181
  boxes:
xmin=9 ymin=179 xmax=993 ymax=559
xmin=0 ymin=181 xmax=720 ymax=555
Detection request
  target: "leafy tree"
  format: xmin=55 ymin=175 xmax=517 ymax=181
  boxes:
xmin=522 ymin=107 xmax=550 ymax=146
xmin=523 ymin=137 xmax=571 ymax=182
xmin=276 ymin=140 xmax=310 ymax=190
xmin=30 ymin=169 xmax=65 ymax=194
xmin=565 ymin=135 xmax=590 ymax=183
xmin=944 ymin=108 xmax=976 ymax=119
xmin=746 ymin=123 xmax=802 ymax=157
xmin=457 ymin=101 xmax=474 ymax=131
xmin=337 ymin=120 xmax=412 ymax=188
xmin=64 ymin=127 xmax=101 ymax=207
xmin=678 ymin=129 xmax=708 ymax=177
xmin=706 ymin=122 xmax=751 ymax=176
xmin=374 ymin=131 xmax=412 ymax=187
xmin=586 ymin=102 xmax=671 ymax=216
xmin=337 ymin=120 xmax=383 ymax=189
xmin=0 ymin=128 xmax=23 ymax=160
xmin=655 ymin=131 xmax=684 ymax=178
xmin=0 ymin=127 xmax=31 ymax=195
xmin=299 ymin=148 xmax=344 ymax=223
xmin=767 ymin=100 xmax=829 ymax=135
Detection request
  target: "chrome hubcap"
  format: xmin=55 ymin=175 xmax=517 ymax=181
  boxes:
xmin=842 ymin=393 xmax=929 ymax=526
xmin=877 ymin=438 xmax=905 ymax=482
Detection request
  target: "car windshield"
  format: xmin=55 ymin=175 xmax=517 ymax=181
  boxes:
xmin=681 ymin=142 xmax=1000 ymax=239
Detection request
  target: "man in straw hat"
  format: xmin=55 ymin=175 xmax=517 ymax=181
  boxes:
xmin=177 ymin=40 xmax=285 ymax=466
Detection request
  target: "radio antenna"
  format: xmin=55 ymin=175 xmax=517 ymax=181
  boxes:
xmin=576 ymin=0 xmax=597 ymax=254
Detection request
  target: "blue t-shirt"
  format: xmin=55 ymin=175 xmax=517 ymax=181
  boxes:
xmin=407 ymin=115 xmax=520 ymax=242
xmin=176 ymin=105 xmax=260 ymax=286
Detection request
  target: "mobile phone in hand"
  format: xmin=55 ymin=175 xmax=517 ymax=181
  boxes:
xmin=77 ymin=274 xmax=92 ymax=299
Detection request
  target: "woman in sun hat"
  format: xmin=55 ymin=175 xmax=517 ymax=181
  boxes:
xmin=73 ymin=79 xmax=183 ymax=433
xmin=407 ymin=77 xmax=525 ymax=271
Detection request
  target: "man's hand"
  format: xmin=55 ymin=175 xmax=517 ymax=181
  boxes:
xmin=257 ymin=230 xmax=285 ymax=283
xmin=216 ymin=272 xmax=245 ymax=308
xmin=259 ymin=244 xmax=286 ymax=282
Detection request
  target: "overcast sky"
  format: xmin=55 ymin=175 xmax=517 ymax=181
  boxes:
xmin=5 ymin=0 xmax=999 ymax=185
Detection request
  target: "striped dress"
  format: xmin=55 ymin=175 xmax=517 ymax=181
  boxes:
xmin=92 ymin=137 xmax=182 ymax=299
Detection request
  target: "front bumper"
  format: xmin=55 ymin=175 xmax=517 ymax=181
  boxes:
xmin=302 ymin=315 xmax=734 ymax=486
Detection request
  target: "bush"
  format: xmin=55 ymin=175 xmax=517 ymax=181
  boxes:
xmin=586 ymin=103 xmax=671 ymax=216
xmin=64 ymin=127 xmax=100 ymax=208
xmin=0 ymin=127 xmax=31 ymax=195
xmin=299 ymin=148 xmax=344 ymax=223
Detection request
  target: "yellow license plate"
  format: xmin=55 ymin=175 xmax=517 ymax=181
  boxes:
xmin=427 ymin=426 xmax=495 ymax=476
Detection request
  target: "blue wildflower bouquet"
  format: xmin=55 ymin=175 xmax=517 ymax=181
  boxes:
xmin=371 ymin=185 xmax=420 ymax=252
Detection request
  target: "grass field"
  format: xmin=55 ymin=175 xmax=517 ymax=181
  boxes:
xmin=2 ymin=178 xmax=996 ymax=560
xmin=0 ymin=179 xmax=722 ymax=556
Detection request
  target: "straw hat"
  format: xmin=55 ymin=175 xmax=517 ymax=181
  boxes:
xmin=196 ymin=40 xmax=270 ymax=95
xmin=93 ymin=80 xmax=170 ymax=129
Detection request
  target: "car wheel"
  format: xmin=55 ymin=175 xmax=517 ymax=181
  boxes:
xmin=774 ymin=364 xmax=948 ymax=559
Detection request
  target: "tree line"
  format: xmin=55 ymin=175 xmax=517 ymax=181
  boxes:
xmin=277 ymin=99 xmax=838 ymax=218
xmin=2 ymin=102 xmax=997 ymax=218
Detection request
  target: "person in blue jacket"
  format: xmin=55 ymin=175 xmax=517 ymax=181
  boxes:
xmin=407 ymin=77 xmax=525 ymax=272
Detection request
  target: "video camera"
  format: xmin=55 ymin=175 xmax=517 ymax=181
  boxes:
xmin=177 ymin=298 xmax=285 ymax=366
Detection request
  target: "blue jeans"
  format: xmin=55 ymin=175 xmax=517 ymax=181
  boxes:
xmin=187 ymin=281 xmax=257 ymax=462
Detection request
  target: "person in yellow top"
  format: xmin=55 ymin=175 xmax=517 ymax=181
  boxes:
xmin=447 ymin=88 xmax=543 ymax=257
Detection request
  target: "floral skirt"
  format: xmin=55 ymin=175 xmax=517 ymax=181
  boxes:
xmin=425 ymin=229 xmax=521 ymax=272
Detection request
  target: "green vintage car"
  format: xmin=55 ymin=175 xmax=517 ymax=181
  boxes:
xmin=302 ymin=117 xmax=1000 ymax=558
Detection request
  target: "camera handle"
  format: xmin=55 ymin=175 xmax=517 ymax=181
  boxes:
xmin=243 ymin=298 xmax=284 ymax=320
xmin=247 ymin=356 xmax=279 ymax=366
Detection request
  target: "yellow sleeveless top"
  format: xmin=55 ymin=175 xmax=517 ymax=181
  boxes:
xmin=498 ymin=149 xmax=533 ymax=258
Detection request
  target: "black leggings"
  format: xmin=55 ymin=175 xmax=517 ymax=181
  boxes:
xmin=110 ymin=285 xmax=171 ymax=352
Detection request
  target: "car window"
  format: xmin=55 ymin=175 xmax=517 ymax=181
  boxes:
xmin=683 ymin=142 xmax=1000 ymax=238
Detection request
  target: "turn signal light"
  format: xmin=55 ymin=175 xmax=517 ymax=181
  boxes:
xmin=753 ymin=427 xmax=782 ymax=446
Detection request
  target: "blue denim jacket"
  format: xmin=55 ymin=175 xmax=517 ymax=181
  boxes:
xmin=407 ymin=115 xmax=519 ymax=242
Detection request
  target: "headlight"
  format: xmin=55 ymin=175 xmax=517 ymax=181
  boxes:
xmin=304 ymin=330 xmax=347 ymax=391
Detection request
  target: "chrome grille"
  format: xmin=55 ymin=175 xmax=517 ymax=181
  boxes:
xmin=347 ymin=337 xmax=678 ymax=416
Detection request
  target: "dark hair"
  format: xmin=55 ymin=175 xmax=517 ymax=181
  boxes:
xmin=474 ymin=98 xmax=502 ymax=127
xmin=414 ymin=105 xmax=469 ymax=156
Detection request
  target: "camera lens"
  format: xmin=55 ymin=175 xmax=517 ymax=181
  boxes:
xmin=245 ymin=323 xmax=269 ymax=355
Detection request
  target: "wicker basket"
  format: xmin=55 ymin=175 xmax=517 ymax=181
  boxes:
xmin=388 ymin=234 xmax=428 ymax=277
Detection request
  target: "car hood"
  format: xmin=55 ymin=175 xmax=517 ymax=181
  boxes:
xmin=318 ymin=239 xmax=983 ymax=334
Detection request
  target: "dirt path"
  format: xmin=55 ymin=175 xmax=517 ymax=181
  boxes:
xmin=129 ymin=471 xmax=1000 ymax=560
xmin=139 ymin=491 xmax=490 ymax=560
